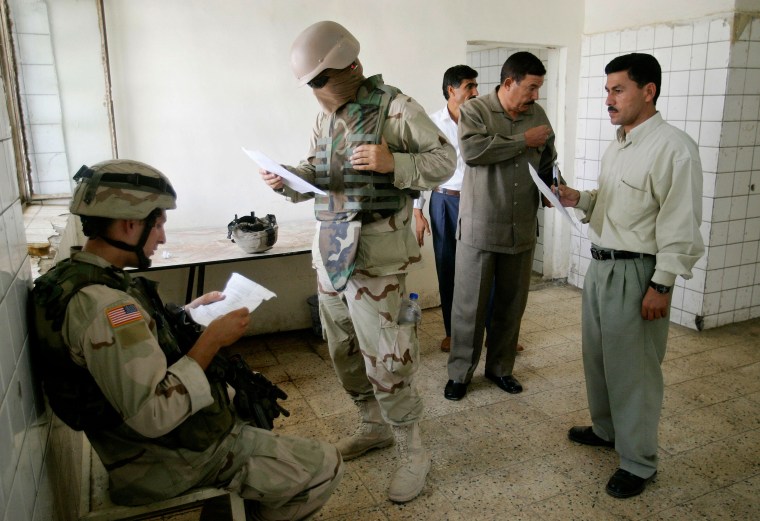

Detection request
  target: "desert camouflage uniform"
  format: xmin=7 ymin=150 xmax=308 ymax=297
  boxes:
xmin=45 ymin=250 xmax=342 ymax=520
xmin=279 ymin=75 xmax=455 ymax=425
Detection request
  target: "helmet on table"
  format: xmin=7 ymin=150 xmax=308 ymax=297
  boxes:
xmin=227 ymin=212 xmax=278 ymax=254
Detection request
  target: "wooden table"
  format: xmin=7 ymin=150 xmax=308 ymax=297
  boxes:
xmin=132 ymin=220 xmax=315 ymax=302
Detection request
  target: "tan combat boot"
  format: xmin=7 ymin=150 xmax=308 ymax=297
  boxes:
xmin=388 ymin=423 xmax=431 ymax=503
xmin=335 ymin=398 xmax=394 ymax=460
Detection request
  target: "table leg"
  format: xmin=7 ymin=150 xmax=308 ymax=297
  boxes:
xmin=185 ymin=266 xmax=195 ymax=304
xmin=196 ymin=266 xmax=206 ymax=299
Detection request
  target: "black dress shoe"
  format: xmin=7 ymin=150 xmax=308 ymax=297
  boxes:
xmin=444 ymin=380 xmax=467 ymax=400
xmin=567 ymin=426 xmax=615 ymax=447
xmin=606 ymin=468 xmax=656 ymax=498
xmin=484 ymin=372 xmax=522 ymax=394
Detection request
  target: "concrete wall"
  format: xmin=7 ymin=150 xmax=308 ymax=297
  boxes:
xmin=41 ymin=0 xmax=586 ymax=314
xmin=584 ymin=0 xmax=739 ymax=34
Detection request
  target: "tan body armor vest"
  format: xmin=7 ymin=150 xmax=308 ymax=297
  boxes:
xmin=312 ymin=75 xmax=410 ymax=222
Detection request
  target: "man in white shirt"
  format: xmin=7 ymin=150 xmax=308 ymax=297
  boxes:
xmin=414 ymin=65 xmax=478 ymax=352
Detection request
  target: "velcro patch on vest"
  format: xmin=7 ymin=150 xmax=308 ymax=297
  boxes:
xmin=105 ymin=303 xmax=142 ymax=328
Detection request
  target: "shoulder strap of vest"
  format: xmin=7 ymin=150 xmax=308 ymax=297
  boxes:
xmin=128 ymin=276 xmax=186 ymax=364
xmin=31 ymin=259 xmax=131 ymax=432
xmin=35 ymin=259 xmax=131 ymax=331
xmin=370 ymin=82 xmax=400 ymax=145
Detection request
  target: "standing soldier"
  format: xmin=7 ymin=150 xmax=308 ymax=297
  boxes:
xmin=260 ymin=21 xmax=455 ymax=502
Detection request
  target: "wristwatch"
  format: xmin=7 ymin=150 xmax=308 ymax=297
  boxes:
xmin=649 ymin=281 xmax=671 ymax=294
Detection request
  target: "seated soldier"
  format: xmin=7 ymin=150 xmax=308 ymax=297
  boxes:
xmin=31 ymin=159 xmax=343 ymax=521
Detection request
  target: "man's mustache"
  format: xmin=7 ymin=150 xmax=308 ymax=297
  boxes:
xmin=608 ymin=106 xmax=618 ymax=113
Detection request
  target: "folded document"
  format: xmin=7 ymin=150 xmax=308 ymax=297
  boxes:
xmin=187 ymin=272 xmax=276 ymax=326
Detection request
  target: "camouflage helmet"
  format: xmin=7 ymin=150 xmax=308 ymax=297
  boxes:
xmin=290 ymin=21 xmax=359 ymax=86
xmin=69 ymin=159 xmax=177 ymax=220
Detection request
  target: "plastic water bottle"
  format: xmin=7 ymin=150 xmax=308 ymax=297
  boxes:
xmin=397 ymin=293 xmax=422 ymax=325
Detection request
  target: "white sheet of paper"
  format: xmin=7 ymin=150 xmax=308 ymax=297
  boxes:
xmin=187 ymin=272 xmax=276 ymax=327
xmin=243 ymin=147 xmax=326 ymax=195
xmin=528 ymin=163 xmax=581 ymax=232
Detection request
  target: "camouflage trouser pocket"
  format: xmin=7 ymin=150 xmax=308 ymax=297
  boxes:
xmin=377 ymin=315 xmax=418 ymax=381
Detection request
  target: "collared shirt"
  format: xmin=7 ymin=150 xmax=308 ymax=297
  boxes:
xmin=429 ymin=105 xmax=466 ymax=191
xmin=413 ymin=105 xmax=466 ymax=210
xmin=576 ymin=112 xmax=704 ymax=286
xmin=456 ymin=87 xmax=557 ymax=253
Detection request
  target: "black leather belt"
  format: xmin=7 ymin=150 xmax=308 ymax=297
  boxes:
xmin=434 ymin=187 xmax=460 ymax=197
xmin=590 ymin=247 xmax=653 ymax=261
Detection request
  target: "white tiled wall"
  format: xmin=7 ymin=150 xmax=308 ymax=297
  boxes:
xmin=9 ymin=0 xmax=70 ymax=197
xmin=571 ymin=15 xmax=760 ymax=330
xmin=467 ymin=47 xmax=553 ymax=275
xmin=0 ymin=74 xmax=55 ymax=520
xmin=707 ymin=17 xmax=760 ymax=328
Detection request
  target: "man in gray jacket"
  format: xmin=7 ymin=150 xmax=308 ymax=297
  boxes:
xmin=445 ymin=51 xmax=556 ymax=401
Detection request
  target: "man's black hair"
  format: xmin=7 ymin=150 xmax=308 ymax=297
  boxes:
xmin=500 ymin=51 xmax=546 ymax=84
xmin=442 ymin=65 xmax=478 ymax=99
xmin=605 ymin=53 xmax=662 ymax=105
xmin=80 ymin=216 xmax=113 ymax=239
xmin=80 ymin=208 xmax=162 ymax=239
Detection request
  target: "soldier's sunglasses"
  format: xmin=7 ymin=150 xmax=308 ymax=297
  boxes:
xmin=307 ymin=62 xmax=358 ymax=89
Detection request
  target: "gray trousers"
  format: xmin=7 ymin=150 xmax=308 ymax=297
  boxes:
xmin=447 ymin=242 xmax=534 ymax=383
xmin=583 ymin=254 xmax=669 ymax=479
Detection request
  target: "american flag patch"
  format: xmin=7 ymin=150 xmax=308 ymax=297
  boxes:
xmin=106 ymin=303 xmax=142 ymax=328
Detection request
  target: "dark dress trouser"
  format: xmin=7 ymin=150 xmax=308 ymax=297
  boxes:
xmin=447 ymin=241 xmax=534 ymax=383
xmin=430 ymin=190 xmax=459 ymax=337
xmin=430 ymin=190 xmax=495 ymax=338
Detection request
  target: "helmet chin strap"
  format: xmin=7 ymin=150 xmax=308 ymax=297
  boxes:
xmin=102 ymin=214 xmax=158 ymax=269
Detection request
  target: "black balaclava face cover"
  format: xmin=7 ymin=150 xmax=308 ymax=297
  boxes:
xmin=312 ymin=61 xmax=365 ymax=114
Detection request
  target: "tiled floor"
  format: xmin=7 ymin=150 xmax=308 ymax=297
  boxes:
xmin=230 ymin=281 xmax=760 ymax=521
xmin=22 ymin=203 xmax=69 ymax=246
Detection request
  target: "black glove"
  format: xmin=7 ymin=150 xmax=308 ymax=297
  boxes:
xmin=226 ymin=354 xmax=289 ymax=429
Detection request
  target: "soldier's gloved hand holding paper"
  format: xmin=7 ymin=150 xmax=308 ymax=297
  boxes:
xmin=187 ymin=272 xmax=276 ymax=326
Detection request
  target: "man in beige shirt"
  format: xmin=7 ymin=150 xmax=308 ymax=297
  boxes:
xmin=557 ymin=53 xmax=704 ymax=499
